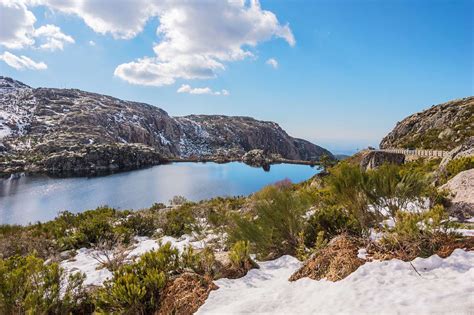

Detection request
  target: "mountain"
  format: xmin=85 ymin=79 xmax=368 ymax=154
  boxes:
xmin=0 ymin=77 xmax=332 ymax=175
xmin=380 ymin=96 xmax=473 ymax=150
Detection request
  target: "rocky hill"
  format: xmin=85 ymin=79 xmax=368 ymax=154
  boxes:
xmin=0 ymin=77 xmax=332 ymax=175
xmin=380 ymin=96 xmax=473 ymax=150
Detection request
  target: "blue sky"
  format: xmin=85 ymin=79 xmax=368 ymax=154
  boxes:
xmin=1 ymin=0 xmax=472 ymax=154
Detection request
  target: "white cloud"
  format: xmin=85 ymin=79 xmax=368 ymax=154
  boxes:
xmin=177 ymin=84 xmax=229 ymax=96
xmin=266 ymin=58 xmax=278 ymax=69
xmin=0 ymin=0 xmax=36 ymax=49
xmin=34 ymin=0 xmax=160 ymax=39
xmin=0 ymin=1 xmax=74 ymax=51
xmin=5 ymin=0 xmax=294 ymax=84
xmin=33 ymin=24 xmax=75 ymax=51
xmin=113 ymin=0 xmax=294 ymax=86
xmin=88 ymin=40 xmax=96 ymax=46
xmin=0 ymin=51 xmax=47 ymax=70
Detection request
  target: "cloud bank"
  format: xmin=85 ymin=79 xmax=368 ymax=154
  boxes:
xmin=1 ymin=0 xmax=293 ymax=87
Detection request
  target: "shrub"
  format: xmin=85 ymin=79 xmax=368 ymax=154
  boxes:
xmin=229 ymin=240 xmax=251 ymax=268
xmin=229 ymin=184 xmax=313 ymax=259
xmin=444 ymin=156 xmax=474 ymax=180
xmin=366 ymin=164 xmax=429 ymax=218
xmin=161 ymin=204 xmax=196 ymax=237
xmin=0 ymin=255 xmax=91 ymax=314
xmin=326 ymin=162 xmax=374 ymax=229
xmin=122 ymin=213 xmax=157 ymax=237
xmin=304 ymin=205 xmax=361 ymax=248
xmin=181 ymin=246 xmax=217 ymax=277
xmin=96 ymin=242 xmax=180 ymax=314
xmin=376 ymin=205 xmax=458 ymax=259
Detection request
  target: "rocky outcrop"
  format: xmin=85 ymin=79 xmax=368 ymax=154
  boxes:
xmin=380 ymin=97 xmax=473 ymax=150
xmin=439 ymin=137 xmax=474 ymax=171
xmin=0 ymin=76 xmax=333 ymax=175
xmin=241 ymin=149 xmax=278 ymax=167
xmin=359 ymin=150 xmax=405 ymax=170
xmin=440 ymin=169 xmax=474 ymax=221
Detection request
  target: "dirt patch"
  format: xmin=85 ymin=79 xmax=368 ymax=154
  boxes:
xmin=157 ymin=273 xmax=218 ymax=315
xmin=289 ymin=234 xmax=364 ymax=282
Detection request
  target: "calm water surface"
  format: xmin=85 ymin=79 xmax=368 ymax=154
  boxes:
xmin=0 ymin=162 xmax=320 ymax=225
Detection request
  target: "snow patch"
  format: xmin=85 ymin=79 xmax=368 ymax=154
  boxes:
xmin=198 ymin=249 xmax=474 ymax=314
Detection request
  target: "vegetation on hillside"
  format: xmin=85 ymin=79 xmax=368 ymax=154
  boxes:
xmin=0 ymin=157 xmax=470 ymax=314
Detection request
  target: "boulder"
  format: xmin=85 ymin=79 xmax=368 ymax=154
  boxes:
xmin=440 ymin=168 xmax=474 ymax=221
xmin=359 ymin=151 xmax=405 ymax=170
xmin=439 ymin=137 xmax=474 ymax=171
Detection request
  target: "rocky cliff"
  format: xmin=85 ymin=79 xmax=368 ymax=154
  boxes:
xmin=0 ymin=77 xmax=332 ymax=175
xmin=380 ymin=97 xmax=473 ymax=150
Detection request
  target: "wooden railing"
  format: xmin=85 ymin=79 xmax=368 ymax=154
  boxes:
xmin=379 ymin=148 xmax=449 ymax=158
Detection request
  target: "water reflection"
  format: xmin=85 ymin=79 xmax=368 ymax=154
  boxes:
xmin=0 ymin=162 xmax=320 ymax=225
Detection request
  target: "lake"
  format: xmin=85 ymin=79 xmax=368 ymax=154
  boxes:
xmin=0 ymin=162 xmax=320 ymax=225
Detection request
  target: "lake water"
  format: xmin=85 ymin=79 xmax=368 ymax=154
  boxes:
xmin=0 ymin=162 xmax=320 ymax=225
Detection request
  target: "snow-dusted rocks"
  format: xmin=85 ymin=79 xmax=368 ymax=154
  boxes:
xmin=0 ymin=76 xmax=332 ymax=176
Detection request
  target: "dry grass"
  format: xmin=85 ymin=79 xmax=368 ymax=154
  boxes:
xmin=289 ymin=234 xmax=364 ymax=282
xmin=368 ymin=233 xmax=474 ymax=261
xmin=157 ymin=273 xmax=217 ymax=315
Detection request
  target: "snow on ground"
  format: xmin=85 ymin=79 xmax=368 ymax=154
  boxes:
xmin=197 ymin=249 xmax=474 ymax=315
xmin=61 ymin=232 xmax=221 ymax=286
xmin=60 ymin=248 xmax=113 ymax=286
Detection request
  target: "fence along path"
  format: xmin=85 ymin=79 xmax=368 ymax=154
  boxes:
xmin=380 ymin=148 xmax=449 ymax=158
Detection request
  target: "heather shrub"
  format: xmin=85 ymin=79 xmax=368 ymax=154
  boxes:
xmin=326 ymin=162 xmax=374 ymax=229
xmin=160 ymin=204 xmax=197 ymax=237
xmin=365 ymin=164 xmax=429 ymax=218
xmin=229 ymin=240 xmax=251 ymax=268
xmin=0 ymin=255 xmax=91 ymax=314
xmin=95 ymin=242 xmax=180 ymax=314
xmin=304 ymin=205 xmax=361 ymax=248
xmin=377 ymin=205 xmax=458 ymax=259
xmin=122 ymin=213 xmax=157 ymax=237
xmin=444 ymin=156 xmax=474 ymax=180
xmin=229 ymin=183 xmax=313 ymax=259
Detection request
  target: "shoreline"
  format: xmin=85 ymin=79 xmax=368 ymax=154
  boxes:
xmin=1 ymin=158 xmax=321 ymax=179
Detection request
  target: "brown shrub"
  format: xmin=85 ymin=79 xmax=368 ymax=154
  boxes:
xmin=289 ymin=234 xmax=364 ymax=282
xmin=368 ymin=233 xmax=474 ymax=261
xmin=157 ymin=273 xmax=218 ymax=315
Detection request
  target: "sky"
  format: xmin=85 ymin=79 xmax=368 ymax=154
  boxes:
xmin=0 ymin=0 xmax=472 ymax=154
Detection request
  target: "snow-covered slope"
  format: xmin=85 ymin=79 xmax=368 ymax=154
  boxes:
xmin=197 ymin=249 xmax=474 ymax=314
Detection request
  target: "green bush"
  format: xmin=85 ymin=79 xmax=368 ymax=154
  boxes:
xmin=326 ymin=162 xmax=374 ymax=229
xmin=0 ymin=255 xmax=91 ymax=314
xmin=229 ymin=184 xmax=313 ymax=259
xmin=122 ymin=213 xmax=157 ymax=237
xmin=229 ymin=240 xmax=251 ymax=268
xmin=96 ymin=242 xmax=180 ymax=314
xmin=304 ymin=205 xmax=361 ymax=248
xmin=445 ymin=156 xmax=474 ymax=180
xmin=366 ymin=164 xmax=429 ymax=218
xmin=379 ymin=205 xmax=457 ymax=258
xmin=161 ymin=204 xmax=196 ymax=237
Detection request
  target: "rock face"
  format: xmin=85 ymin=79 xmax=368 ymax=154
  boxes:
xmin=359 ymin=150 xmax=405 ymax=170
xmin=439 ymin=137 xmax=474 ymax=171
xmin=440 ymin=169 xmax=474 ymax=221
xmin=0 ymin=77 xmax=333 ymax=175
xmin=380 ymin=97 xmax=474 ymax=150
